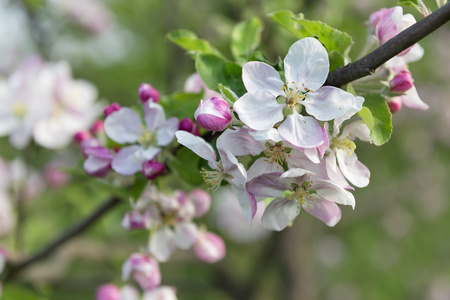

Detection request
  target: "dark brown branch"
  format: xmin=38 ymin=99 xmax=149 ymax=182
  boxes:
xmin=3 ymin=196 xmax=123 ymax=281
xmin=325 ymin=2 xmax=450 ymax=87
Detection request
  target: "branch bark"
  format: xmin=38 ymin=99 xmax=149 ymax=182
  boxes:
xmin=3 ymin=196 xmax=123 ymax=281
xmin=325 ymin=2 xmax=450 ymax=87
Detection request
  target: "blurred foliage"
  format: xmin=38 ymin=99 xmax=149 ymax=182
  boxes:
xmin=1 ymin=0 xmax=450 ymax=299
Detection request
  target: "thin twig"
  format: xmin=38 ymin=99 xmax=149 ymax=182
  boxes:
xmin=3 ymin=196 xmax=123 ymax=281
xmin=325 ymin=2 xmax=450 ymax=87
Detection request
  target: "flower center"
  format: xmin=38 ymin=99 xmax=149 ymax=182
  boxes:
xmin=137 ymin=126 xmax=156 ymax=147
xmin=289 ymin=182 xmax=315 ymax=211
xmin=264 ymin=143 xmax=290 ymax=168
xmin=12 ymin=102 xmax=27 ymax=118
xmin=281 ymin=82 xmax=309 ymax=111
xmin=200 ymin=168 xmax=226 ymax=192
xmin=331 ymin=136 xmax=356 ymax=155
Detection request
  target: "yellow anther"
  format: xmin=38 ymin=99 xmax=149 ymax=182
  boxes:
xmin=264 ymin=144 xmax=289 ymax=167
xmin=13 ymin=102 xmax=27 ymax=117
xmin=332 ymin=137 xmax=356 ymax=155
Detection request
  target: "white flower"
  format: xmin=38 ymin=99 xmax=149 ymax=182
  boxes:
xmin=233 ymin=37 xmax=355 ymax=148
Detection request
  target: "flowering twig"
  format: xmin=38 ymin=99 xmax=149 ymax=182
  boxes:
xmin=3 ymin=196 xmax=123 ymax=281
xmin=325 ymin=2 xmax=450 ymax=87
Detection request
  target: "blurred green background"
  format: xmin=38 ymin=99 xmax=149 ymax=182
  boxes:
xmin=1 ymin=0 xmax=450 ymax=299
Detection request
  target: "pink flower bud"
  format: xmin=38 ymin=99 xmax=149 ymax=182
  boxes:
xmin=138 ymin=83 xmax=159 ymax=103
xmin=74 ymin=130 xmax=92 ymax=143
xmin=141 ymin=161 xmax=164 ymax=180
xmin=194 ymin=232 xmax=226 ymax=263
xmin=96 ymin=283 xmax=121 ymax=300
xmin=178 ymin=118 xmax=200 ymax=136
xmin=188 ymin=189 xmax=211 ymax=217
xmin=390 ymin=70 xmax=413 ymax=92
xmin=388 ymin=97 xmax=403 ymax=113
xmin=83 ymin=146 xmax=113 ymax=177
xmin=369 ymin=7 xmax=397 ymax=28
xmin=104 ymin=103 xmax=122 ymax=117
xmin=194 ymin=97 xmax=232 ymax=132
xmin=122 ymin=210 xmax=147 ymax=231
xmin=90 ymin=119 xmax=105 ymax=134
xmin=122 ymin=253 xmax=161 ymax=291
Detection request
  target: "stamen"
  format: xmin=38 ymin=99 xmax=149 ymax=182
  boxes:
xmin=289 ymin=184 xmax=315 ymax=210
xmin=264 ymin=144 xmax=290 ymax=168
xmin=200 ymin=168 xmax=225 ymax=191
xmin=137 ymin=126 xmax=156 ymax=147
xmin=331 ymin=137 xmax=356 ymax=155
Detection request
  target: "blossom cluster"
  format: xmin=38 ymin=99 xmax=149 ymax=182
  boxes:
xmin=0 ymin=56 xmax=100 ymax=149
xmin=368 ymin=6 xmax=429 ymax=112
xmin=177 ymin=37 xmax=371 ymax=230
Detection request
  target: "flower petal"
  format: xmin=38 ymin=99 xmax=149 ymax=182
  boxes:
xmin=261 ymin=197 xmax=300 ymax=231
xmin=233 ymin=91 xmax=285 ymax=130
xmin=173 ymin=222 xmax=199 ymax=250
xmin=303 ymin=197 xmax=341 ymax=227
xmin=242 ymin=61 xmax=285 ymax=96
xmin=149 ymin=227 xmax=176 ymax=262
xmin=175 ymin=131 xmax=217 ymax=162
xmin=278 ymin=113 xmax=324 ymax=148
xmin=111 ymin=145 xmax=144 ymax=175
xmin=216 ymin=127 xmax=265 ymax=157
xmin=336 ymin=149 xmax=370 ymax=188
xmin=284 ymin=37 xmax=329 ymax=91
xmin=104 ymin=108 xmax=141 ymax=144
xmin=401 ymin=85 xmax=429 ymax=110
xmin=157 ymin=117 xmax=178 ymax=146
xmin=143 ymin=102 xmax=166 ymax=132
xmin=312 ymin=180 xmax=356 ymax=208
xmin=247 ymin=172 xmax=286 ymax=198
xmin=304 ymin=86 xmax=355 ymax=121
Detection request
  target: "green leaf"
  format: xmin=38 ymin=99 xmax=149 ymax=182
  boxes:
xmin=269 ymin=10 xmax=310 ymax=39
xmin=358 ymin=94 xmax=392 ymax=146
xmin=231 ymin=17 xmax=264 ymax=64
xmin=130 ymin=173 xmax=149 ymax=200
xmin=195 ymin=54 xmax=246 ymax=96
xmin=167 ymin=29 xmax=224 ymax=58
xmin=168 ymin=147 xmax=204 ymax=186
xmin=160 ymin=92 xmax=202 ymax=119
xmin=398 ymin=0 xmax=431 ymax=16
xmin=329 ymin=50 xmax=345 ymax=73
xmin=293 ymin=19 xmax=353 ymax=56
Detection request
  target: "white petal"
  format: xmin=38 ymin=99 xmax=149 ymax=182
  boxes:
xmin=143 ymin=287 xmax=177 ymax=300
xmin=303 ymin=197 xmax=341 ymax=227
xmin=111 ymin=145 xmax=144 ymax=175
xmin=144 ymin=102 xmax=166 ymax=132
xmin=173 ymin=222 xmax=198 ymax=250
xmin=401 ymin=86 xmax=429 ymax=110
xmin=284 ymin=37 xmax=329 ymax=91
xmin=334 ymin=96 xmax=365 ymax=131
xmin=218 ymin=148 xmax=247 ymax=187
xmin=104 ymin=108 xmax=141 ymax=144
xmin=403 ymin=44 xmax=424 ymax=64
xmin=216 ymin=127 xmax=265 ymax=156
xmin=149 ymin=227 xmax=176 ymax=262
xmin=341 ymin=120 xmax=370 ymax=142
xmin=304 ymin=86 xmax=355 ymax=121
xmin=278 ymin=113 xmax=324 ymax=148
xmin=336 ymin=149 xmax=370 ymax=188
xmin=312 ymin=180 xmax=356 ymax=208
xmin=233 ymin=91 xmax=285 ymax=130
xmin=325 ymin=153 xmax=352 ymax=190
xmin=247 ymin=157 xmax=283 ymax=181
xmin=242 ymin=61 xmax=285 ymax=96
xmin=231 ymin=184 xmax=257 ymax=224
xmin=175 ymin=131 xmax=217 ymax=163
xmin=247 ymin=172 xmax=287 ymax=198
xmin=261 ymin=197 xmax=300 ymax=231
xmin=157 ymin=117 xmax=178 ymax=146
xmin=248 ymin=127 xmax=283 ymax=143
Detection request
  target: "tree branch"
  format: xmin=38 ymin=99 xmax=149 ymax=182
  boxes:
xmin=325 ymin=2 xmax=450 ymax=87
xmin=3 ymin=196 xmax=123 ymax=281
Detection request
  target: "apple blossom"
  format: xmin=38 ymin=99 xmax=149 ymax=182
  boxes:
xmin=178 ymin=118 xmax=200 ymax=136
xmin=122 ymin=253 xmax=161 ymax=291
xmin=104 ymin=101 xmax=178 ymax=175
xmin=233 ymin=37 xmax=356 ymax=148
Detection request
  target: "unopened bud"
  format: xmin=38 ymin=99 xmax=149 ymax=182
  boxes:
xmin=83 ymin=146 xmax=113 ymax=177
xmin=194 ymin=97 xmax=232 ymax=132
xmin=141 ymin=161 xmax=164 ymax=180
xmin=96 ymin=283 xmax=121 ymax=300
xmin=138 ymin=83 xmax=159 ymax=103
xmin=388 ymin=97 xmax=403 ymax=113
xmin=122 ymin=210 xmax=147 ymax=231
xmin=188 ymin=189 xmax=211 ymax=217
xmin=390 ymin=70 xmax=413 ymax=92
xmin=194 ymin=231 xmax=226 ymax=263
xmin=74 ymin=130 xmax=92 ymax=143
xmin=178 ymin=118 xmax=200 ymax=136
xmin=103 ymin=103 xmax=121 ymax=117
